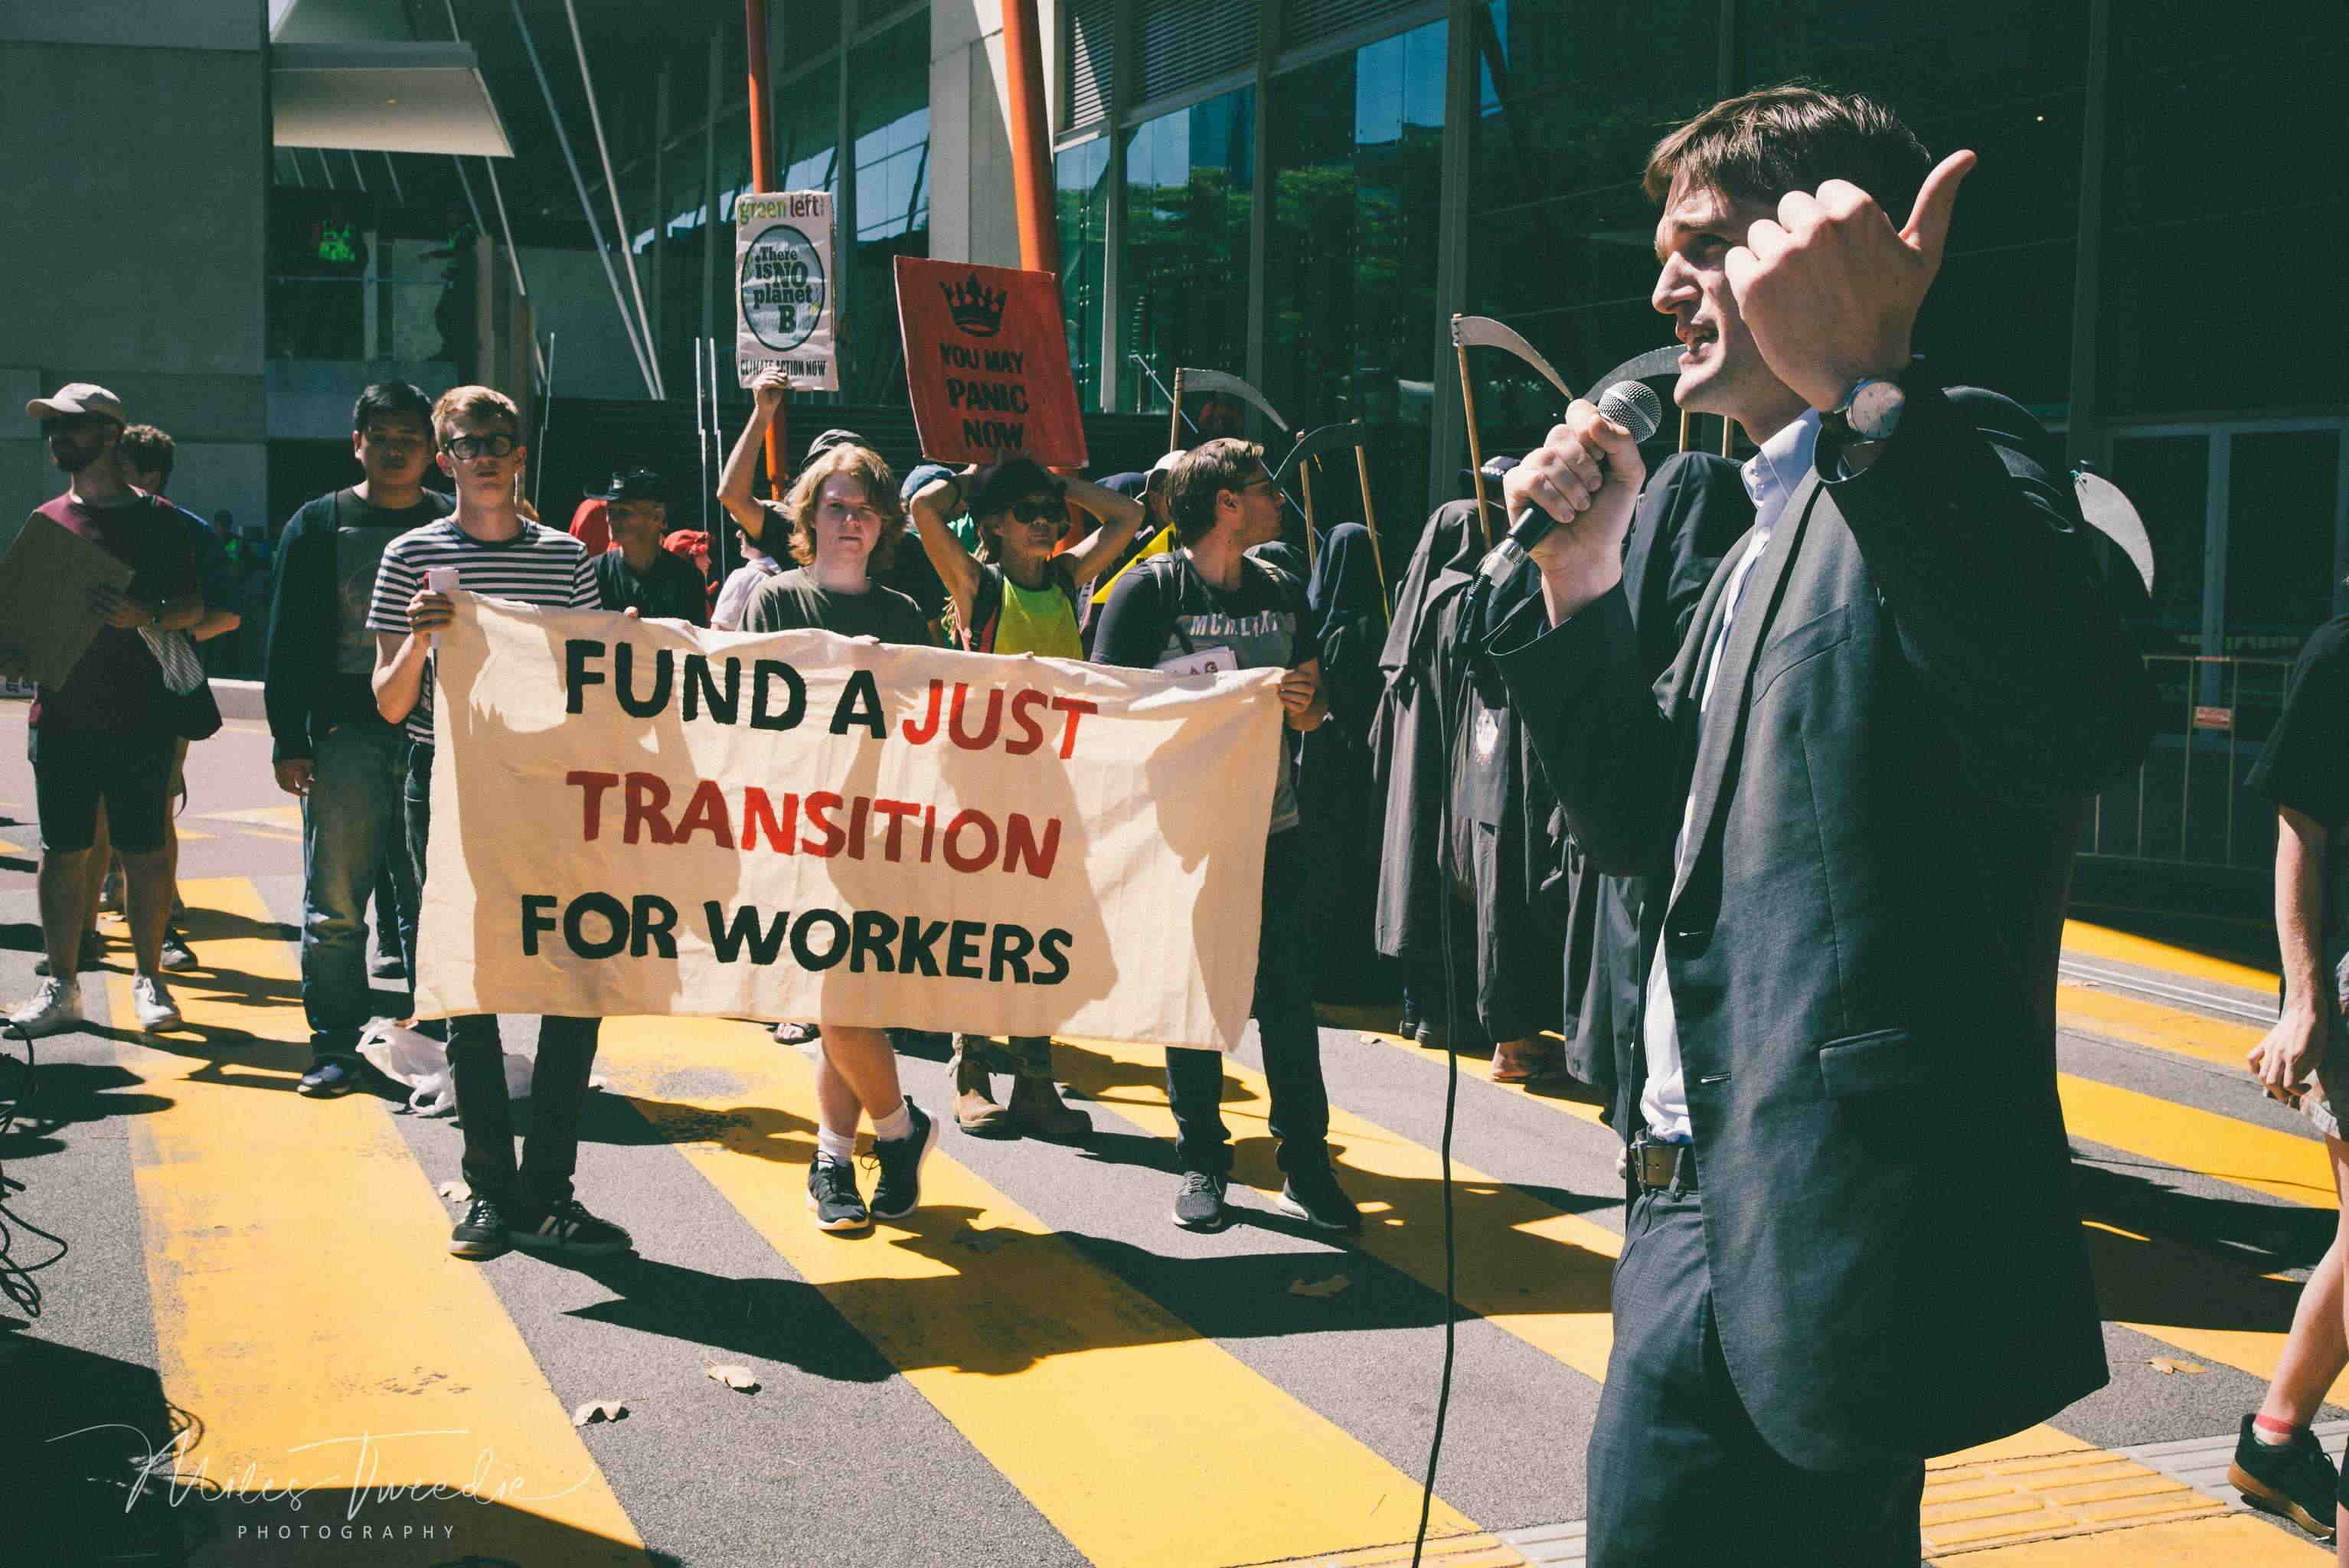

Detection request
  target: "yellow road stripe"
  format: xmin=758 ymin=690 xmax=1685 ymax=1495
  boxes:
xmin=1932 ymin=1512 xmax=2331 ymax=1564
xmin=113 ymin=877 xmax=649 ymax=1563
xmin=1052 ymin=1034 xmax=1623 ymax=1382
xmin=198 ymin=805 xmax=304 ymax=828
xmin=2057 ymin=1074 xmax=2335 ymax=1209
xmin=2058 ymin=985 xmax=2260 ymax=1072
xmin=2065 ymin=920 xmax=2278 ymax=991
xmin=597 ymin=1016 xmax=1475 ymax=1567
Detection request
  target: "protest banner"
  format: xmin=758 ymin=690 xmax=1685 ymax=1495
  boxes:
xmin=736 ymin=190 xmax=837 ymax=391
xmin=0 ymin=512 xmax=136 ymax=688
xmin=894 ymin=255 xmax=1087 ymax=467
xmin=413 ymin=596 xmax=1282 ymax=1050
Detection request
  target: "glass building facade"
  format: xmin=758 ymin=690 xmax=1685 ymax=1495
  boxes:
xmin=1050 ymin=0 xmax=2347 ymax=665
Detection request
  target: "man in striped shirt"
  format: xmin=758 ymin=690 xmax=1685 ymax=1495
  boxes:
xmin=368 ymin=384 xmax=630 ymax=1263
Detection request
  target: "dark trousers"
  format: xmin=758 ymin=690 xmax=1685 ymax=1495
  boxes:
xmin=404 ymin=742 xmax=600 ymax=1212
xmin=1587 ymin=1187 xmax=1925 ymax=1567
xmin=1166 ymin=828 xmax=1331 ymax=1174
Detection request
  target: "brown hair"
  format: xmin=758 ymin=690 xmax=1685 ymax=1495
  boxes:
xmin=430 ymin=384 xmax=521 ymax=446
xmin=1167 ymin=437 xmax=1265 ymax=546
xmin=117 ymin=423 xmax=175 ymax=486
xmin=1643 ymin=84 xmax=1930 ymax=224
xmin=779 ymin=443 xmax=901 ymax=571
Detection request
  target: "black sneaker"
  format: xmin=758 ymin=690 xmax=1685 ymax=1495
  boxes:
xmin=158 ymin=926 xmax=198 ymax=972
xmin=1172 ymin=1169 xmax=1229 ymax=1230
xmin=511 ymin=1198 xmax=633 ymax=1256
xmin=449 ymin=1197 xmax=512 ymax=1259
xmin=869 ymin=1099 xmax=938 ymax=1220
xmin=1277 ymin=1161 xmax=1361 ymax=1233
xmin=2229 ymin=1415 xmax=2338 ymax=1540
xmin=807 ymin=1155 xmax=870 ymax=1231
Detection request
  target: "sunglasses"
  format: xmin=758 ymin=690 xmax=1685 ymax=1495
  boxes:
xmin=442 ymin=433 xmax=518 ymax=459
xmin=1237 ymin=475 xmax=1277 ymax=495
xmin=1010 ymin=498 xmax=1063 ymax=524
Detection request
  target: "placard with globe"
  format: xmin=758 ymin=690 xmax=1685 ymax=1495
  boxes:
xmin=734 ymin=190 xmax=837 ymax=391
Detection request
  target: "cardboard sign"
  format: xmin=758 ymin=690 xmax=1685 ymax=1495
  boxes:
xmin=414 ymin=596 xmax=1285 ymax=1050
xmin=0 ymin=512 xmax=136 ymax=688
xmin=736 ymin=191 xmax=837 ymax=391
xmin=894 ymin=255 xmax=1087 ymax=467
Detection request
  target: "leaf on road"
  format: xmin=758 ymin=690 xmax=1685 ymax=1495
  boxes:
xmin=438 ymin=1181 xmax=470 ymax=1203
xmin=704 ymin=1363 xmax=760 ymax=1393
xmin=572 ymin=1400 xmax=628 ymax=1425
xmin=1289 ymin=1274 xmax=1353 ymax=1299
xmin=2147 ymin=1357 xmax=2207 ymax=1376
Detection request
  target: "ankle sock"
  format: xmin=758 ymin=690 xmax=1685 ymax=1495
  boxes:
xmin=871 ymin=1103 xmax=913 ymax=1143
xmin=815 ymin=1128 xmax=856 ymax=1165
xmin=2253 ymin=1414 xmax=2305 ymax=1446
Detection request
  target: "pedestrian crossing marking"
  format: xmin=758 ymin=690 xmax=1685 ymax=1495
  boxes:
xmin=1932 ymin=1511 xmax=2330 ymax=1563
xmin=2063 ymin=920 xmax=2278 ymax=991
xmin=197 ymin=805 xmax=305 ymax=828
xmin=106 ymin=877 xmax=651 ymax=1562
xmin=2057 ymin=1074 xmax=2336 ymax=1209
xmin=2058 ymin=983 xmax=2261 ymax=1072
xmin=1051 ymin=1035 xmax=1623 ymax=1382
xmin=595 ymin=1014 xmax=1478 ymax=1568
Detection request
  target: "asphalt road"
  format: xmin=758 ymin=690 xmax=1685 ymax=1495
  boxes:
xmin=0 ymin=701 xmax=2338 ymax=1567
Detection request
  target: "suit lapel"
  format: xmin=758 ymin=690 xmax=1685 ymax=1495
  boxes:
xmin=1668 ymin=469 xmax=1823 ymax=905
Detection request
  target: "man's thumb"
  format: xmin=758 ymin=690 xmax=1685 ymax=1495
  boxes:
xmin=1900 ymin=149 xmax=1976 ymax=266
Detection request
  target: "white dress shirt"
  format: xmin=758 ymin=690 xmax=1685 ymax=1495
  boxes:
xmin=1637 ymin=410 xmax=1822 ymax=1143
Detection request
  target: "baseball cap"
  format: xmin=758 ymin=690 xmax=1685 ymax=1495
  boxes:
xmin=28 ymin=382 xmax=126 ymax=423
xmin=1146 ymin=449 xmax=1185 ymax=489
xmin=901 ymin=462 xmax=959 ymax=504
xmin=586 ymin=467 xmax=667 ymax=501
xmin=804 ymin=427 xmax=869 ymax=463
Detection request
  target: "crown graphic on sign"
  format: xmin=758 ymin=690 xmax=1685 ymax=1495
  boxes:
xmin=941 ymin=273 xmax=1008 ymax=338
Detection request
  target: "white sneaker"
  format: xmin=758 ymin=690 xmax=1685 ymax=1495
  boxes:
xmin=8 ymin=978 xmax=84 ymax=1037
xmin=132 ymin=974 xmax=183 ymax=1032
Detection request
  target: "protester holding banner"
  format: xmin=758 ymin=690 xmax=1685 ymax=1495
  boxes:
xmin=1093 ymin=437 xmax=1359 ymax=1233
xmin=743 ymin=440 xmax=942 ymax=1232
xmin=904 ymin=457 xmax=1145 ymax=1141
xmin=367 ymin=385 xmax=629 ymax=1262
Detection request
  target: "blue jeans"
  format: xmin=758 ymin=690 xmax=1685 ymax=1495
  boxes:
xmin=300 ymin=718 xmax=416 ymax=1050
xmin=1165 ymin=828 xmax=1331 ymax=1174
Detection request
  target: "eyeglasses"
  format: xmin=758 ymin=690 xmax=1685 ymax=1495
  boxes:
xmin=1236 ymin=475 xmax=1278 ymax=495
xmin=442 ymin=433 xmax=517 ymax=459
xmin=1010 ymin=498 xmax=1063 ymax=524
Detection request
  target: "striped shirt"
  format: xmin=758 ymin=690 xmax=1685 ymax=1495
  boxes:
xmin=366 ymin=518 xmax=598 ymax=743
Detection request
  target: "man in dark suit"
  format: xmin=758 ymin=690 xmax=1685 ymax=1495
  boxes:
xmin=1494 ymin=87 xmax=2155 ymax=1563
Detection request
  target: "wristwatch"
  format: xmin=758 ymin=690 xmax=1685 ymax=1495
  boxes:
xmin=1826 ymin=374 xmax=1906 ymax=443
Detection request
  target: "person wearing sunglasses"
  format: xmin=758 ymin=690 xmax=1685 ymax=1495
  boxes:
xmin=905 ymin=457 xmax=1145 ymax=1143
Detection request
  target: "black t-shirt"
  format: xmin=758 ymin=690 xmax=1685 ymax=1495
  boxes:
xmin=1094 ymin=550 xmax=1317 ymax=833
xmin=2249 ymin=616 xmax=2349 ymax=1004
xmin=743 ymin=567 xmax=933 ymax=646
xmin=595 ymin=546 xmax=709 ymax=624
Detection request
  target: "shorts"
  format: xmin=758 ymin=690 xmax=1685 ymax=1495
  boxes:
xmin=28 ymin=725 xmax=178 ymax=855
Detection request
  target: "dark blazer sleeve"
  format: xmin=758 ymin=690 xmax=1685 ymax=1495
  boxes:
xmin=1488 ymin=585 xmax=1681 ymax=877
xmin=1818 ymin=379 xmax=2157 ymax=806
xmin=263 ymin=502 xmax=333 ymax=763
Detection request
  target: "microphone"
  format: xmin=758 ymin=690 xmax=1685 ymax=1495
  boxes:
xmin=1475 ymin=380 xmax=1664 ymax=589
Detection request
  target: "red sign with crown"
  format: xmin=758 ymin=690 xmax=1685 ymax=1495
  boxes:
xmin=894 ymin=256 xmax=1088 ymax=468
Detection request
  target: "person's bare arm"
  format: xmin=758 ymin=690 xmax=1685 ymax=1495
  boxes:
xmin=2249 ymin=805 xmax=2330 ymax=1103
xmin=190 ymin=606 xmax=240 ymax=642
xmin=1057 ymin=474 xmax=1148 ymax=589
xmin=371 ymin=589 xmax=451 ymax=724
xmin=717 ymin=368 xmax=790 ymax=539
xmin=909 ymin=469 xmax=984 ymax=632
xmin=90 ymin=584 xmax=205 ymax=633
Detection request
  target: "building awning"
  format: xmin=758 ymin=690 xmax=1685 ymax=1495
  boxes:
xmin=272 ymin=41 xmax=514 ymax=158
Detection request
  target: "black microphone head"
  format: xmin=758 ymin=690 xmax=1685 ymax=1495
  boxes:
xmin=1596 ymin=380 xmax=1665 ymax=446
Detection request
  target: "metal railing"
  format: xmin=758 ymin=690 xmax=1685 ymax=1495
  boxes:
xmin=2084 ymin=653 xmax=2293 ymax=869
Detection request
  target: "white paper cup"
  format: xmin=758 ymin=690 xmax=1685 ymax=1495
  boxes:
xmin=424 ymin=567 xmax=459 ymax=594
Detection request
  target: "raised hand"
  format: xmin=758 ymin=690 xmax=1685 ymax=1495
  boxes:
xmin=1723 ymin=149 xmax=1975 ymax=411
xmin=1501 ymin=397 xmax=1648 ymax=617
xmin=752 ymin=366 xmax=792 ymax=411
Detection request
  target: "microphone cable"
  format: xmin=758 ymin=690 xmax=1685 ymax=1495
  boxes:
xmin=1409 ymin=559 xmax=1487 ymax=1567
xmin=0 ymin=1020 xmax=69 ymax=1320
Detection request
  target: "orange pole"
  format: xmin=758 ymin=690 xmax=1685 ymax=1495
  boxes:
xmin=1000 ymin=0 xmax=1059 ymax=277
xmin=744 ymin=0 xmax=783 ymax=493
